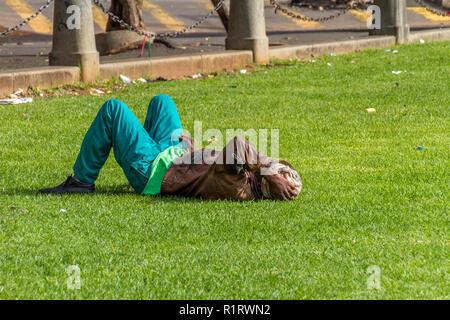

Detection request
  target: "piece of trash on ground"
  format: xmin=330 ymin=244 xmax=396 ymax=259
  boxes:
xmin=417 ymin=146 xmax=424 ymax=150
xmin=327 ymin=63 xmax=332 ymax=66
xmin=240 ymin=69 xmax=247 ymax=74
xmin=365 ymin=108 xmax=376 ymax=113
xmin=392 ymin=50 xmax=399 ymax=54
xmin=119 ymin=75 xmax=131 ymax=84
xmin=192 ymin=73 xmax=201 ymax=79
xmin=420 ymin=39 xmax=425 ymax=44
xmin=0 ymin=97 xmax=33 ymax=105
xmin=392 ymin=71 xmax=402 ymax=74
xmin=60 ymin=209 xmax=67 ymax=213
xmin=137 ymin=78 xmax=147 ymax=83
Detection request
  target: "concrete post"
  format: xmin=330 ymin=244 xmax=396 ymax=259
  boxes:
xmin=225 ymin=0 xmax=269 ymax=63
xmin=50 ymin=0 xmax=99 ymax=82
xmin=370 ymin=0 xmax=410 ymax=44
xmin=430 ymin=0 xmax=450 ymax=8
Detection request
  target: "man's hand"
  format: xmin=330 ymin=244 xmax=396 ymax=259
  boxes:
xmin=265 ymin=173 xmax=300 ymax=201
xmin=179 ymin=134 xmax=194 ymax=153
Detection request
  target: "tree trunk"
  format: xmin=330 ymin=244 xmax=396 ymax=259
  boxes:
xmin=96 ymin=0 xmax=147 ymax=55
xmin=107 ymin=0 xmax=145 ymax=31
xmin=211 ymin=0 xmax=230 ymax=32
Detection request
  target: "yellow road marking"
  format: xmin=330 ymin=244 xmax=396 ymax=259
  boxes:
xmin=91 ymin=4 xmax=108 ymax=31
xmin=275 ymin=10 xmax=323 ymax=29
xmin=5 ymin=0 xmax=53 ymax=34
xmin=143 ymin=1 xmax=186 ymax=31
xmin=408 ymin=7 xmax=450 ymax=23
xmin=348 ymin=9 xmax=371 ymax=22
xmin=264 ymin=0 xmax=322 ymax=29
xmin=197 ymin=0 xmax=214 ymax=11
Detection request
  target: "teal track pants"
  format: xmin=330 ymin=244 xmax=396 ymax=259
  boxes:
xmin=73 ymin=95 xmax=184 ymax=193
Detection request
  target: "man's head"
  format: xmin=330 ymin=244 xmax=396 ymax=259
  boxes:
xmin=261 ymin=161 xmax=302 ymax=201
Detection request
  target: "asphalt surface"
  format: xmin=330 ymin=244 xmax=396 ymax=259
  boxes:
xmin=0 ymin=0 xmax=449 ymax=71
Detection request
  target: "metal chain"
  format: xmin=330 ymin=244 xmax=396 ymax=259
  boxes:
xmin=414 ymin=0 xmax=450 ymax=16
xmin=92 ymin=0 xmax=224 ymax=39
xmin=0 ymin=0 xmax=54 ymax=37
xmin=269 ymin=0 xmax=357 ymax=22
xmin=290 ymin=1 xmax=368 ymax=10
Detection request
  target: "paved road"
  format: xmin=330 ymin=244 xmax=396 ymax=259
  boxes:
xmin=0 ymin=0 xmax=448 ymax=71
xmin=1 ymin=0 xmax=449 ymax=36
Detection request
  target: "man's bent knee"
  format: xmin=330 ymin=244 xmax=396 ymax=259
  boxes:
xmin=149 ymin=95 xmax=175 ymax=109
xmin=151 ymin=94 xmax=173 ymax=103
xmin=100 ymin=99 xmax=128 ymax=115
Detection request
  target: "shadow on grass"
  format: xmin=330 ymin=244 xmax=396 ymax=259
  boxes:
xmin=1 ymin=185 xmax=135 ymax=196
xmin=2 ymin=185 xmax=208 ymax=204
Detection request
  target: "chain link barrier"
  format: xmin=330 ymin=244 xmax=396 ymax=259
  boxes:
xmin=269 ymin=0 xmax=358 ymax=22
xmin=414 ymin=0 xmax=450 ymax=16
xmin=0 ymin=0 xmax=54 ymax=37
xmin=92 ymin=0 xmax=224 ymax=39
xmin=289 ymin=0 xmax=368 ymax=10
xmin=1 ymin=0 xmax=446 ymax=39
xmin=0 ymin=0 xmax=224 ymax=39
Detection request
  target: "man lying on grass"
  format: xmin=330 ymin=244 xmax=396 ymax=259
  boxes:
xmin=39 ymin=95 xmax=302 ymax=201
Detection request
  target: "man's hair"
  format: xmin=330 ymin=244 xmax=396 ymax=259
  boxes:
xmin=279 ymin=161 xmax=301 ymax=191
xmin=279 ymin=160 xmax=295 ymax=170
xmin=261 ymin=161 xmax=302 ymax=200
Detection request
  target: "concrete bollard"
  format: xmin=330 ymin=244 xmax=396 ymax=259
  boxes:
xmin=50 ymin=0 xmax=99 ymax=82
xmin=430 ymin=0 xmax=450 ymax=8
xmin=225 ymin=0 xmax=269 ymax=63
xmin=370 ymin=0 xmax=410 ymax=44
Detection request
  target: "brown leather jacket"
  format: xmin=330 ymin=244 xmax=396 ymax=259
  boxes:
xmin=160 ymin=136 xmax=272 ymax=201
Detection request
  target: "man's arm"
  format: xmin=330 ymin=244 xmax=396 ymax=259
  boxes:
xmin=218 ymin=136 xmax=300 ymax=201
xmin=217 ymin=136 xmax=272 ymax=175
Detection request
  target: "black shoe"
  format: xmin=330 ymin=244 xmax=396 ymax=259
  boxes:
xmin=39 ymin=175 xmax=95 ymax=194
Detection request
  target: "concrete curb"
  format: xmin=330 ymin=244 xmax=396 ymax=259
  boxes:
xmin=0 ymin=51 xmax=252 ymax=96
xmin=407 ymin=28 xmax=450 ymax=43
xmin=0 ymin=67 xmax=80 ymax=96
xmin=98 ymin=50 xmax=253 ymax=80
xmin=268 ymin=29 xmax=450 ymax=61
xmin=269 ymin=36 xmax=396 ymax=60
xmin=0 ymin=29 xmax=449 ymax=96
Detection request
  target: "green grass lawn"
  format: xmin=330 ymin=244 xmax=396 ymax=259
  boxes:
xmin=0 ymin=41 xmax=448 ymax=299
